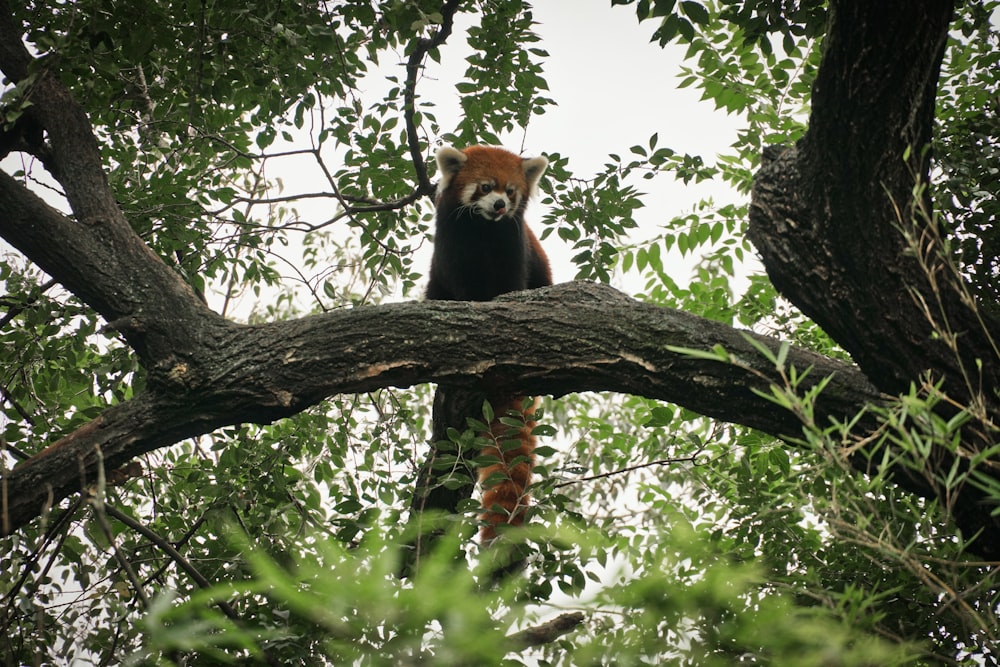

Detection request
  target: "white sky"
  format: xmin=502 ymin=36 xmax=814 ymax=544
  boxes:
xmin=242 ymin=1 xmax=748 ymax=315
xmin=525 ymin=2 xmax=744 ymax=284
xmin=416 ymin=1 xmax=743 ymax=286
xmin=529 ymin=3 xmax=739 ymax=170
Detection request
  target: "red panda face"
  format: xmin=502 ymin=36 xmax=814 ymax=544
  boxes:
xmin=436 ymin=145 xmax=548 ymax=222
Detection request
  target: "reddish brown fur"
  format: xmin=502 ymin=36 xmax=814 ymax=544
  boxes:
xmin=443 ymin=145 xmax=530 ymax=195
xmin=478 ymin=396 xmax=538 ymax=542
xmin=426 ymin=145 xmax=550 ymax=542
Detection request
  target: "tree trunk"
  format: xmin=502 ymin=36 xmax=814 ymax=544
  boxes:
xmin=750 ymin=0 xmax=1000 ymax=552
xmin=2 ymin=0 xmax=999 ymax=562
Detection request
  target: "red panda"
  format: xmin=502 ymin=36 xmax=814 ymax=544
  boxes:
xmin=426 ymin=145 xmax=551 ymax=542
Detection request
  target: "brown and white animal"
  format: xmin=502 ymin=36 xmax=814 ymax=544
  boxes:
xmin=425 ymin=144 xmax=551 ymax=541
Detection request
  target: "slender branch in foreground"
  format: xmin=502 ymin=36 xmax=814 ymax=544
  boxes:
xmin=509 ymin=612 xmax=586 ymax=649
xmin=101 ymin=502 xmax=241 ymax=621
xmin=100 ymin=505 xmax=282 ymax=667
xmin=89 ymin=449 xmax=150 ymax=609
xmin=0 ymin=495 xmax=82 ymax=638
xmin=552 ymin=453 xmax=708 ymax=490
xmin=403 ymin=0 xmax=463 ymax=196
xmin=141 ymin=511 xmax=210 ymax=587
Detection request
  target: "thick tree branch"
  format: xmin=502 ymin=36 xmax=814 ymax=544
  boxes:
xmin=749 ymin=0 xmax=1000 ymax=553
xmin=0 ymin=173 xmax=226 ymax=365
xmin=509 ymin=612 xmax=586 ymax=649
xmin=750 ymin=0 xmax=1000 ymax=409
xmin=2 ymin=281 xmax=880 ymax=537
xmin=0 ymin=5 xmax=220 ymax=366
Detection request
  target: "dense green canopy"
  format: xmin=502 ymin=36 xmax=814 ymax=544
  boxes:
xmin=1 ymin=0 xmax=999 ymax=664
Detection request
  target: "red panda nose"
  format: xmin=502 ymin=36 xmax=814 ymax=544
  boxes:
xmin=493 ymin=199 xmax=506 ymax=212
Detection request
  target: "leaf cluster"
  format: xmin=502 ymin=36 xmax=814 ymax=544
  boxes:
xmin=3 ymin=1 xmax=1000 ymax=665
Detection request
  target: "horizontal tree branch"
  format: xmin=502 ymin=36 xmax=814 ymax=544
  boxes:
xmin=0 ymin=3 xmax=882 ymax=543
xmin=3 ymin=0 xmax=995 ymax=564
xmin=2 ymin=281 xmax=880 ymax=536
xmin=509 ymin=612 xmax=586 ymax=649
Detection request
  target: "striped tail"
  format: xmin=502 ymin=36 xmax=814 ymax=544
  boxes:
xmin=478 ymin=395 xmax=538 ymax=542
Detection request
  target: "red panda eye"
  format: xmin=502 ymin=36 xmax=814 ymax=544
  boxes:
xmin=480 ymin=183 xmax=492 ymax=194
xmin=506 ymin=187 xmax=515 ymax=197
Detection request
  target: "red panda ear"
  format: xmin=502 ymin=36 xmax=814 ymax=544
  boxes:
xmin=436 ymin=146 xmax=467 ymax=191
xmin=522 ymin=155 xmax=548 ymax=196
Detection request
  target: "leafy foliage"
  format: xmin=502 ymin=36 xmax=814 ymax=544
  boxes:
xmin=2 ymin=1 xmax=999 ymax=665
xmin=934 ymin=3 xmax=1000 ymax=318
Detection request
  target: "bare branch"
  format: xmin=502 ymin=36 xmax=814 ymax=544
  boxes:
xmin=403 ymin=0 xmax=464 ymax=196
xmin=509 ymin=612 xmax=586 ymax=649
xmin=552 ymin=453 xmax=708 ymax=490
xmin=229 ymin=188 xmax=421 ymax=212
xmin=2 ymin=282 xmax=883 ymax=538
xmin=101 ymin=502 xmax=241 ymax=621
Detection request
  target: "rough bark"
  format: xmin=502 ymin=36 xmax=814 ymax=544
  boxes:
xmin=401 ymin=386 xmax=485 ymax=577
xmin=749 ymin=0 xmax=1000 ymax=552
xmin=750 ymin=1 xmax=997 ymax=404
xmin=0 ymin=274 xmax=880 ymax=536
xmin=509 ymin=612 xmax=586 ymax=649
xmin=1 ymin=0 xmax=998 ymax=562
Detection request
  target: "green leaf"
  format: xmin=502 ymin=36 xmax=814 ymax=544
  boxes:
xmin=680 ymin=1 xmax=710 ymax=25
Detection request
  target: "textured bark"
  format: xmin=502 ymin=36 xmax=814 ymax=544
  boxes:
xmin=509 ymin=612 xmax=586 ymax=649
xmin=1 ymin=278 xmax=880 ymax=536
xmin=401 ymin=386 xmax=484 ymax=576
xmin=749 ymin=1 xmax=997 ymax=403
xmin=749 ymin=0 xmax=1000 ymax=553
xmin=2 ymin=0 xmax=999 ymax=561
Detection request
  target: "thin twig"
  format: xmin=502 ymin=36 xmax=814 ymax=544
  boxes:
xmin=140 ymin=511 xmax=209 ymax=587
xmin=553 ymin=453 xmax=707 ymax=489
xmin=100 ymin=502 xmax=241 ymax=621
xmin=403 ymin=0 xmax=463 ymax=196
xmin=89 ymin=447 xmax=150 ymax=609
xmin=0 ymin=277 xmax=57 ymax=329
xmin=0 ymin=495 xmax=82 ymax=610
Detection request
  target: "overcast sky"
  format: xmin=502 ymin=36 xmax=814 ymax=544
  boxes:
xmin=527 ymin=3 xmax=739 ymax=169
xmin=0 ymin=3 xmax=748 ymax=313
xmin=411 ymin=2 xmax=744 ymax=286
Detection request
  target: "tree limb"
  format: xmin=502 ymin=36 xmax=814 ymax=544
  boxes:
xmin=1 ymin=280 xmax=881 ymax=537
xmin=0 ymin=172 xmax=225 ymax=366
xmin=0 ymin=0 xmax=881 ymax=542
xmin=509 ymin=612 xmax=586 ymax=649
xmin=749 ymin=0 xmax=1000 ymax=552
xmin=0 ymin=3 xmax=220 ymax=365
xmin=749 ymin=0 xmax=999 ymax=409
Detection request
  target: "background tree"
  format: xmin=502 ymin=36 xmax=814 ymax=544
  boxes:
xmin=1 ymin=0 xmax=998 ymax=664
